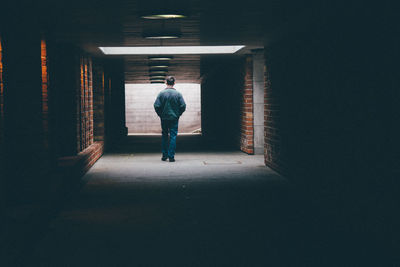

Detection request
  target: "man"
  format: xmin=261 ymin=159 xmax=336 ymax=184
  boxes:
xmin=154 ymin=76 xmax=186 ymax=162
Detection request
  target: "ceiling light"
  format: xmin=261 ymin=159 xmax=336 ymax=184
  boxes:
xmin=148 ymin=56 xmax=173 ymax=61
xmin=99 ymin=46 xmax=245 ymax=55
xmin=149 ymin=62 xmax=169 ymax=68
xmin=141 ymin=14 xmax=186 ymax=20
xmin=149 ymin=76 xmax=166 ymax=79
xmin=143 ymin=34 xmax=181 ymax=39
xmin=149 ymin=66 xmax=169 ymax=70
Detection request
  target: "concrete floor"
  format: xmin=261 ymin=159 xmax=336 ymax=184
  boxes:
xmin=25 ymin=151 xmax=307 ymax=266
xmin=6 ymin=136 xmax=395 ymax=266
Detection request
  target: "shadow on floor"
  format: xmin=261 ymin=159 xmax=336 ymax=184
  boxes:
xmin=6 ymin=137 xmax=397 ymax=266
xmin=20 ymin=150 xmax=308 ymax=266
xmin=112 ymin=135 xmax=237 ymax=153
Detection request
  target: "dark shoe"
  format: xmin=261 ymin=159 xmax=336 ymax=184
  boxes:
xmin=169 ymin=157 xmax=175 ymax=162
xmin=161 ymin=156 xmax=168 ymax=161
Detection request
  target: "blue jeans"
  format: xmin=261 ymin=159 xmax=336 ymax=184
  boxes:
xmin=161 ymin=119 xmax=179 ymax=158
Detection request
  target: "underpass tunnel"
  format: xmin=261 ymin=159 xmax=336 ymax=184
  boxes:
xmin=122 ymin=51 xmax=267 ymax=152
xmin=0 ymin=0 xmax=397 ymax=266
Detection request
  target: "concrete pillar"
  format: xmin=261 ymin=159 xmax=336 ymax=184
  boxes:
xmin=252 ymin=50 xmax=265 ymax=155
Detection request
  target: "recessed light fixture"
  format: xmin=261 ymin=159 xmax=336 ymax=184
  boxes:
xmin=148 ymin=56 xmax=173 ymax=61
xmin=145 ymin=36 xmax=179 ymax=39
xmin=99 ymin=46 xmax=245 ymax=55
xmin=143 ymin=33 xmax=181 ymax=39
xmin=149 ymin=66 xmax=169 ymax=70
xmin=141 ymin=14 xmax=186 ymax=20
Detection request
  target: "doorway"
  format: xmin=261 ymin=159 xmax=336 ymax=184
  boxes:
xmin=125 ymin=83 xmax=201 ymax=135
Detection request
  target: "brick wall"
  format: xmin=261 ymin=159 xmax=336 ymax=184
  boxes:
xmin=240 ymin=55 xmax=254 ymax=154
xmin=58 ymin=141 xmax=104 ymax=178
xmin=41 ymin=39 xmax=49 ymax=150
xmin=78 ymin=56 xmax=94 ymax=152
xmin=49 ymin=44 xmax=105 ymax=184
xmin=74 ymin=55 xmax=104 ymax=174
xmin=93 ymin=62 xmax=105 ymax=141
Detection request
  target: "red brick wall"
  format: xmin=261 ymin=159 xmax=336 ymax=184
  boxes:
xmin=58 ymin=141 xmax=104 ymax=175
xmin=240 ymin=55 xmax=254 ymax=154
xmin=50 ymin=48 xmax=105 ymax=190
xmin=93 ymin=62 xmax=105 ymax=141
xmin=52 ymin=49 xmax=105 ymax=188
xmin=78 ymin=56 xmax=94 ymax=152
xmin=79 ymin=141 xmax=104 ymax=174
xmin=41 ymin=39 xmax=49 ymax=150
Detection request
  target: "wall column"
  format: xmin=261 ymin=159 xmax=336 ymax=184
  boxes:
xmin=252 ymin=49 xmax=265 ymax=155
xmin=240 ymin=55 xmax=254 ymax=154
xmin=2 ymin=26 xmax=50 ymax=201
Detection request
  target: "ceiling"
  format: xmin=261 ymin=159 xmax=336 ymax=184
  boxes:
xmin=16 ymin=0 xmax=318 ymax=84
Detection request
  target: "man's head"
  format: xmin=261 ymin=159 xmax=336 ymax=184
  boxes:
xmin=166 ymin=76 xmax=175 ymax=86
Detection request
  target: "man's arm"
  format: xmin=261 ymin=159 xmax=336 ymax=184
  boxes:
xmin=178 ymin=93 xmax=186 ymax=116
xmin=154 ymin=93 xmax=162 ymax=116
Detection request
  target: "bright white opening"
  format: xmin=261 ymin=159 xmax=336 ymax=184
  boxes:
xmin=141 ymin=14 xmax=186 ymax=19
xmin=99 ymin=46 xmax=245 ymax=55
xmin=125 ymin=83 xmax=201 ymax=135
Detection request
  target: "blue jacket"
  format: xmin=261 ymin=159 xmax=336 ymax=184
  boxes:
xmin=154 ymin=88 xmax=186 ymax=120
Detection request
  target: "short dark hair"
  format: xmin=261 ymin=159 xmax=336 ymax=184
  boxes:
xmin=166 ymin=76 xmax=175 ymax=86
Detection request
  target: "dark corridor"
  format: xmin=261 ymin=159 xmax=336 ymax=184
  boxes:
xmin=1 ymin=0 xmax=399 ymax=266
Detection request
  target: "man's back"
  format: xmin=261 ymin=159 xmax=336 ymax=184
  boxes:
xmin=154 ymin=88 xmax=186 ymax=120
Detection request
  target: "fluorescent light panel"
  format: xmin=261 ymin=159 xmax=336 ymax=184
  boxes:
xmin=144 ymin=35 xmax=180 ymax=39
xmin=141 ymin=14 xmax=186 ymax=19
xmin=148 ymin=56 xmax=173 ymax=61
xmin=99 ymin=46 xmax=245 ymax=55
